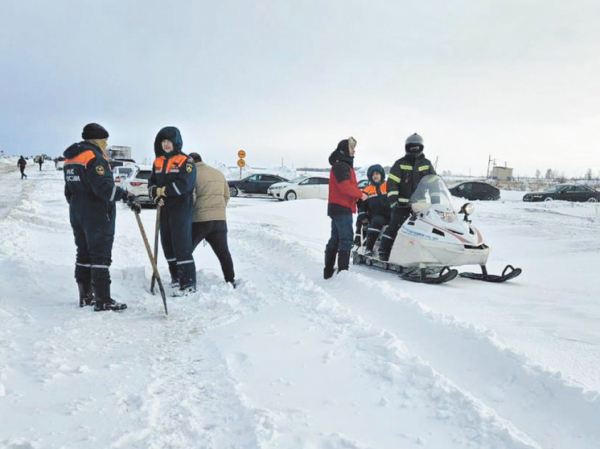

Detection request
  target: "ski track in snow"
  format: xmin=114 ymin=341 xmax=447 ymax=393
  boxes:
xmin=1 ymin=165 xmax=599 ymax=448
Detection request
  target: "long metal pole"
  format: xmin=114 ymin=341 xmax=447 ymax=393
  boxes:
xmin=135 ymin=211 xmax=168 ymax=315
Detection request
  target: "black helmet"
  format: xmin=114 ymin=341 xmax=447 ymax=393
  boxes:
xmin=405 ymin=133 xmax=424 ymax=156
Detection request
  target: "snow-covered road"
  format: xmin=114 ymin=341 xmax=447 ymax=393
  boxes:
xmin=1 ymin=163 xmax=599 ymax=448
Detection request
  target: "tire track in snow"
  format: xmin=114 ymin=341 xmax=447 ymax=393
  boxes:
xmin=229 ymin=224 xmax=538 ymax=449
xmin=230 ymin=222 xmax=600 ymax=449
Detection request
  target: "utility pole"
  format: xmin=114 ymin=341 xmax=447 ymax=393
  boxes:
xmin=486 ymin=155 xmax=496 ymax=179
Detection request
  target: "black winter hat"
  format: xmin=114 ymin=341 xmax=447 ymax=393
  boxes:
xmin=189 ymin=152 xmax=202 ymax=163
xmin=82 ymin=123 xmax=109 ymax=140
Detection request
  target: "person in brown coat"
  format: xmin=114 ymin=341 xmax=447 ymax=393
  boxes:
xmin=189 ymin=152 xmax=236 ymax=287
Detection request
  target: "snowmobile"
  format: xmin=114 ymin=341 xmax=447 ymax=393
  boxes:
xmin=352 ymin=175 xmax=522 ymax=284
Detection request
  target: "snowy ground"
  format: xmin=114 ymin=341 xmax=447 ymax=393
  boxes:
xmin=1 ymin=162 xmax=599 ymax=449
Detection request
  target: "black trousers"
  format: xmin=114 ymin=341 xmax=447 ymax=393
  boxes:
xmin=192 ymin=220 xmax=235 ymax=283
xmin=364 ymin=214 xmax=390 ymax=251
xmin=378 ymin=207 xmax=411 ymax=256
xmin=19 ymin=167 xmax=26 ymax=179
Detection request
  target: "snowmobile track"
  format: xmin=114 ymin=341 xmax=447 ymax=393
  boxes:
xmin=231 ymin=222 xmax=600 ymax=449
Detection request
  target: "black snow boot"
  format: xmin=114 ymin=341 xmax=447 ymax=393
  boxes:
xmin=378 ymin=236 xmax=393 ymax=261
xmin=93 ymin=280 xmax=127 ymax=312
xmin=337 ymin=250 xmax=351 ymax=273
xmin=365 ymin=232 xmax=378 ymax=252
xmin=77 ymin=280 xmax=94 ymax=307
xmin=324 ymin=247 xmax=337 ymax=280
xmin=168 ymin=261 xmax=179 ymax=288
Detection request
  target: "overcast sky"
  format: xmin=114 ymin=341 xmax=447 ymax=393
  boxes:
xmin=2 ymin=0 xmax=599 ymax=177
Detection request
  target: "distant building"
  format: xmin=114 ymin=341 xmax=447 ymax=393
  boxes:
xmin=108 ymin=145 xmax=132 ymax=160
xmin=491 ymin=166 xmax=514 ymax=181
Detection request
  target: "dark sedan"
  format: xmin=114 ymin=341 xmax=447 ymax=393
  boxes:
xmin=228 ymin=174 xmax=288 ymax=197
xmin=523 ymin=184 xmax=600 ymax=203
xmin=449 ymin=181 xmax=500 ymax=201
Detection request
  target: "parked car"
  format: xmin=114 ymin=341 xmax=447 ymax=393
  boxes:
xmin=357 ymin=179 xmax=369 ymax=189
xmin=523 ymin=184 xmax=600 ymax=203
xmin=126 ymin=166 xmax=155 ymax=207
xmin=228 ymin=174 xmax=288 ymax=197
xmin=449 ymin=181 xmax=500 ymax=201
xmin=113 ymin=165 xmax=135 ymax=187
xmin=108 ymin=158 xmax=136 ymax=171
xmin=268 ymin=176 xmax=329 ymax=201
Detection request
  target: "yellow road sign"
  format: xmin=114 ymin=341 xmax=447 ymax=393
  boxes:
xmin=237 ymin=159 xmax=246 ymax=168
xmin=238 ymin=150 xmax=246 ymax=159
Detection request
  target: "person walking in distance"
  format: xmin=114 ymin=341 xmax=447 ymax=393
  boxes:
xmin=148 ymin=126 xmax=197 ymax=296
xmin=38 ymin=157 xmax=44 ymax=171
xmin=63 ymin=123 xmax=141 ymax=311
xmin=378 ymin=133 xmax=436 ymax=261
xmin=17 ymin=156 xmax=27 ymax=179
xmin=324 ymin=137 xmax=367 ymax=279
xmin=189 ymin=152 xmax=236 ymax=288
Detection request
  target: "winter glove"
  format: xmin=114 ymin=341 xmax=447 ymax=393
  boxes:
xmin=149 ymin=186 xmax=157 ymax=201
xmin=354 ymin=235 xmax=362 ymax=246
xmin=123 ymin=192 xmax=141 ymax=213
xmin=154 ymin=187 xmax=166 ymax=205
xmin=149 ymin=186 xmax=165 ymax=200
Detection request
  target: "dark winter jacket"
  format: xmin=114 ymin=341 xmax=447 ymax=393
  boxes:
xmin=357 ymin=165 xmax=391 ymax=221
xmin=17 ymin=157 xmax=27 ymax=168
xmin=63 ymin=141 xmax=128 ymax=218
xmin=387 ymin=154 xmax=436 ymax=208
xmin=148 ymin=127 xmax=196 ymax=206
xmin=327 ymin=140 xmax=363 ymax=216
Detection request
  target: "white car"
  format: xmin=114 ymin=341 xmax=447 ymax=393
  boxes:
xmin=113 ymin=165 xmax=136 ymax=187
xmin=125 ymin=165 xmax=154 ymax=206
xmin=268 ymin=176 xmax=329 ymax=201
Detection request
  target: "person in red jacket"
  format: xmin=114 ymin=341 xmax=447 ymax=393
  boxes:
xmin=324 ymin=137 xmax=367 ymax=279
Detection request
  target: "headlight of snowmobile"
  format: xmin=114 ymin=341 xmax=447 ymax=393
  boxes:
xmin=435 ymin=210 xmax=456 ymax=223
xmin=460 ymin=203 xmax=474 ymax=215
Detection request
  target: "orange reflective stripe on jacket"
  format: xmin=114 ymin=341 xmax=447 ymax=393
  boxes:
xmin=363 ymin=181 xmax=387 ymax=196
xmin=64 ymin=150 xmax=95 ymax=167
xmin=154 ymin=154 xmax=188 ymax=173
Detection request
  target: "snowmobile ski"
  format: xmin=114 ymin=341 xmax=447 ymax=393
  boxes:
xmin=401 ymin=266 xmax=458 ymax=284
xmin=459 ymin=264 xmax=522 ymax=283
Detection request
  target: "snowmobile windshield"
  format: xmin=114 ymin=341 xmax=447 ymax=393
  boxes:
xmin=409 ymin=175 xmax=454 ymax=216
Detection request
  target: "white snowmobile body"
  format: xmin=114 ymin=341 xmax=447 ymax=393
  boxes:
xmin=387 ymin=201 xmax=490 ymax=269
xmin=353 ymin=175 xmax=520 ymax=283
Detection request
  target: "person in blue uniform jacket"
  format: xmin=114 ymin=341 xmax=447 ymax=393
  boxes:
xmin=148 ymin=126 xmax=197 ymax=295
xmin=63 ymin=123 xmax=141 ymax=311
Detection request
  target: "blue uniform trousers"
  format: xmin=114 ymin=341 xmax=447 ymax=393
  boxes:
xmin=70 ymin=201 xmax=115 ymax=285
xmin=160 ymin=196 xmax=196 ymax=288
